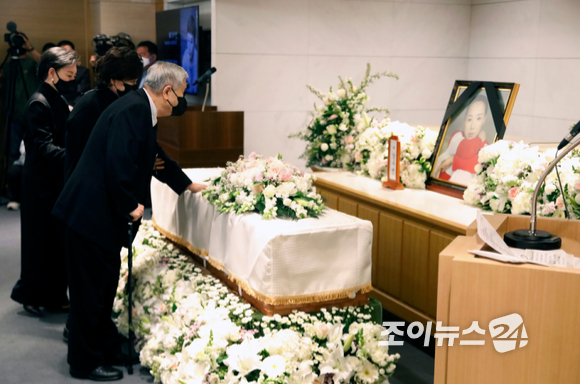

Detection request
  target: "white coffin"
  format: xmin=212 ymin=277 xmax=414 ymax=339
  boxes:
xmin=150 ymin=168 xmax=373 ymax=305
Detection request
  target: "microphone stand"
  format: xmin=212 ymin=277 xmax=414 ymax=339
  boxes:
xmin=201 ymin=78 xmax=210 ymax=112
xmin=504 ymin=137 xmax=580 ymax=250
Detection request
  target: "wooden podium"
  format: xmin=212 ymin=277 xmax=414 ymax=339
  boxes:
xmin=435 ymin=214 xmax=580 ymax=384
xmin=157 ymin=106 xmax=244 ymax=168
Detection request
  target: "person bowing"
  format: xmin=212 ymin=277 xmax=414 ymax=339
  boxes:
xmin=52 ymin=61 xmax=206 ymax=382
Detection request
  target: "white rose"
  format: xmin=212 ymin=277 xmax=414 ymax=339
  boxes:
xmin=325 ymin=155 xmax=333 ymax=161
xmin=337 ymin=88 xmax=346 ymax=98
xmin=338 ymin=124 xmax=348 ymax=131
xmin=575 ymin=194 xmax=580 ymax=205
xmin=283 ymin=198 xmax=292 ymax=206
xmin=320 ymin=143 xmax=329 ymax=152
xmin=314 ymin=322 xmax=329 ymax=339
xmin=323 ymin=97 xmax=330 ymax=105
xmin=474 ymin=164 xmax=483 ymax=174
xmin=330 ymin=143 xmax=337 ymax=150
xmin=263 ymin=185 xmax=276 ymax=198
xmin=421 ymin=149 xmax=432 ymax=159
xmin=545 ymin=184 xmax=556 ymax=196
xmin=327 ymin=125 xmax=337 ymax=135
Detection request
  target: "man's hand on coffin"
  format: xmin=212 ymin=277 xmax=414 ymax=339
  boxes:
xmin=187 ymin=183 xmax=207 ymax=193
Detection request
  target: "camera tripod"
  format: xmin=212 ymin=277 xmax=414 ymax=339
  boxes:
xmin=0 ymin=50 xmax=30 ymax=205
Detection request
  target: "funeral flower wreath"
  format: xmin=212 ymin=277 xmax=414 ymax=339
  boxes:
xmin=202 ymin=153 xmax=325 ymax=220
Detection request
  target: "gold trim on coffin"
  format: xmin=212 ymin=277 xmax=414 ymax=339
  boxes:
xmin=151 ymin=216 xmax=373 ymax=306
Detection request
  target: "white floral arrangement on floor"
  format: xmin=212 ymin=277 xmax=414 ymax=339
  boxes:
xmin=202 ymin=153 xmax=324 ymax=220
xmin=290 ymin=64 xmax=398 ymax=169
xmin=463 ymin=140 xmax=580 ymax=218
xmin=343 ymin=119 xmax=437 ymax=189
xmin=113 ymin=221 xmax=401 ymax=384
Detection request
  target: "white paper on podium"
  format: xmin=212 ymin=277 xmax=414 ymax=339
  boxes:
xmin=476 ymin=212 xmax=523 ymax=258
xmin=473 ymin=211 xmax=575 ymax=268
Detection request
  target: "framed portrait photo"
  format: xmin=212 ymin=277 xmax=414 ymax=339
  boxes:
xmin=427 ymin=80 xmax=519 ymax=196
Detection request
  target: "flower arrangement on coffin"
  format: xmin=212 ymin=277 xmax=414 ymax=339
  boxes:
xmin=463 ymin=140 xmax=580 ymax=218
xmin=114 ymin=221 xmax=401 ymax=384
xmin=290 ymin=64 xmax=398 ymax=169
xmin=202 ymin=153 xmax=324 ymax=220
xmin=343 ymin=119 xmax=438 ymax=189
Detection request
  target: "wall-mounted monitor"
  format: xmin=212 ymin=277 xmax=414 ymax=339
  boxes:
xmin=156 ymin=6 xmax=200 ymax=95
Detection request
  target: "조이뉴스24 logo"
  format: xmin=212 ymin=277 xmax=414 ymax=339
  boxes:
xmin=489 ymin=313 xmax=528 ymax=353
xmin=380 ymin=313 xmax=528 ymax=353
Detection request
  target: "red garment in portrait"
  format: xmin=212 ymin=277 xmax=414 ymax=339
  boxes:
xmin=452 ymin=137 xmax=488 ymax=173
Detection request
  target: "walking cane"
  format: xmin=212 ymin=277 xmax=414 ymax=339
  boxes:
xmin=126 ymin=220 xmax=134 ymax=375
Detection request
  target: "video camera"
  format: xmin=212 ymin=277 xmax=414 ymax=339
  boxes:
xmin=4 ymin=22 xmax=27 ymax=57
xmin=92 ymin=32 xmax=135 ymax=57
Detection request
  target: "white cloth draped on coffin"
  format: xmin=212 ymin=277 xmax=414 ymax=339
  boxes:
xmin=150 ymin=168 xmax=373 ymax=305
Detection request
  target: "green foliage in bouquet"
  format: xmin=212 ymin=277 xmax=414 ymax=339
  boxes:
xmin=290 ymin=64 xmax=398 ymax=168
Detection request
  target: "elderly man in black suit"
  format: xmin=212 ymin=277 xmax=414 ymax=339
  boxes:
xmin=53 ymin=61 xmax=206 ymax=381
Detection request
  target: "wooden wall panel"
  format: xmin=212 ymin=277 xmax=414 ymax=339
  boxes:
xmin=428 ymin=231 xmax=455 ymax=319
xmin=377 ymin=213 xmax=403 ymax=298
xmin=337 ymin=197 xmax=358 ymax=217
xmin=357 ymin=204 xmax=380 ymax=284
xmin=317 ymin=188 xmax=338 ymax=210
xmin=401 ymin=221 xmax=430 ymax=313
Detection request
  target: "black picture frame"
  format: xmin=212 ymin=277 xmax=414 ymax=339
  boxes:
xmin=426 ymin=80 xmax=520 ymax=197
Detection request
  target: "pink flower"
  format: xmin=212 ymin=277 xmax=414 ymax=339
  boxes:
xmin=345 ymin=136 xmax=354 ymax=144
xmin=410 ymin=135 xmax=418 ymax=143
xmin=329 ymin=114 xmax=338 ymax=120
xmin=508 ymin=187 xmax=520 ymax=200
xmin=253 ymin=184 xmax=265 ymax=194
xmin=279 ymin=168 xmax=293 ymax=181
xmin=248 ymin=152 xmax=258 ymax=160
xmin=575 ymin=182 xmax=580 ymax=191
xmin=556 ymin=196 xmax=565 ymax=209
xmin=322 ymin=158 xmax=327 ymax=165
xmin=355 ymin=152 xmax=362 ymax=161
xmin=541 ymin=202 xmax=556 ymax=216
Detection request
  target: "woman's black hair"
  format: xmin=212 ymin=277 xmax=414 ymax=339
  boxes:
xmin=94 ymin=46 xmax=143 ymax=88
xmin=37 ymin=47 xmax=79 ymax=81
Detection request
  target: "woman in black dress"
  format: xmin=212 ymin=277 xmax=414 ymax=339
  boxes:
xmin=11 ymin=47 xmax=78 ymax=315
xmin=64 ymin=46 xmax=142 ymax=182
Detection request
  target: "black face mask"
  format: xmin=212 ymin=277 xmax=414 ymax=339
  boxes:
xmin=168 ymin=88 xmax=187 ymax=116
xmin=54 ymin=72 xmax=77 ymax=95
xmin=117 ymin=83 xmax=138 ymax=98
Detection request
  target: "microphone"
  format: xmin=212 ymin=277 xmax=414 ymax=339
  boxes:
xmin=6 ymin=21 xmax=17 ymax=32
xmin=557 ymin=120 xmax=580 ymax=150
xmin=192 ymin=67 xmax=216 ymax=85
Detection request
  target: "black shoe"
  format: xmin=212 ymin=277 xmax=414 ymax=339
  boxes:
xmin=106 ymin=352 xmax=140 ymax=366
xmin=23 ymin=305 xmax=43 ymax=317
xmin=70 ymin=366 xmax=123 ymax=381
xmin=63 ymin=325 xmax=69 ymax=343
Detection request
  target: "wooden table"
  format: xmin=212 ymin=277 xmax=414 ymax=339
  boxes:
xmin=313 ymin=172 xmax=479 ymax=325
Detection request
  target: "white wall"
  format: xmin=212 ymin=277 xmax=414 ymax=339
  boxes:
xmin=467 ymin=0 xmax=580 ymax=143
xmin=211 ymin=0 xmax=471 ymax=169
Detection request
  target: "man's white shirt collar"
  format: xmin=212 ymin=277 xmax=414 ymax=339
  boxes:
xmin=143 ymin=88 xmax=158 ymax=127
